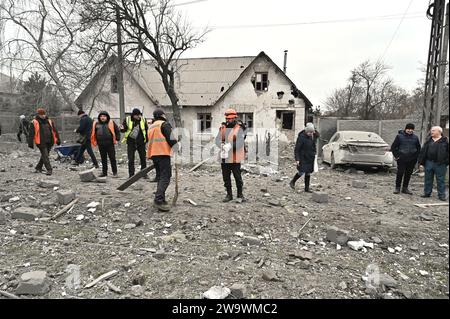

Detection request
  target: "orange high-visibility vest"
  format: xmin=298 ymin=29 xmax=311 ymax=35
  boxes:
xmin=147 ymin=120 xmax=172 ymax=158
xmin=91 ymin=120 xmax=116 ymax=147
xmin=32 ymin=119 xmax=58 ymax=145
xmin=220 ymin=124 xmax=245 ymax=163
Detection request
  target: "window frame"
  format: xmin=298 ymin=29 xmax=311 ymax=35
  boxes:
xmin=237 ymin=112 xmax=254 ymax=133
xmin=197 ymin=113 xmax=212 ymax=133
xmin=254 ymin=72 xmax=269 ymax=91
xmin=110 ymin=75 xmax=118 ymax=93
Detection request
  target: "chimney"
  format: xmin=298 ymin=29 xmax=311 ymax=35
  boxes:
xmin=283 ymin=50 xmax=288 ymax=73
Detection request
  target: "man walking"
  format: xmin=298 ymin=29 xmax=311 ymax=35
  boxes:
xmin=120 ymin=108 xmax=149 ymax=178
xmin=391 ymin=123 xmax=421 ymax=194
xmin=17 ymin=115 xmax=29 ymax=142
xmin=215 ymin=108 xmax=247 ymax=202
xmin=91 ymin=111 xmax=120 ymax=177
xmin=27 ymin=108 xmax=61 ymax=175
xmin=418 ymin=126 xmax=449 ymax=201
xmin=74 ymin=110 xmax=99 ymax=168
xmin=147 ymin=109 xmax=177 ymax=212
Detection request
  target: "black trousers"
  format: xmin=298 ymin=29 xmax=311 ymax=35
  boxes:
xmin=221 ymin=163 xmax=243 ymax=195
xmin=98 ymin=144 xmax=117 ymax=175
xmin=127 ymin=142 xmax=147 ymax=177
xmin=75 ymin=142 xmax=98 ymax=166
xmin=395 ymin=159 xmax=416 ymax=189
xmin=36 ymin=144 xmax=52 ymax=172
xmin=153 ymin=156 xmax=172 ymax=203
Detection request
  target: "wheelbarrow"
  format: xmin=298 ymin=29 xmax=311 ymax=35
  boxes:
xmin=54 ymin=143 xmax=83 ymax=163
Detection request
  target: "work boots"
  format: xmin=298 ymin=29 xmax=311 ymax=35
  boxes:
xmin=237 ymin=187 xmax=246 ymax=202
xmin=393 ymin=187 xmax=400 ymax=194
xmin=401 ymin=188 xmax=413 ymax=195
xmin=154 ymin=200 xmax=171 ymax=212
xmin=304 ymin=175 xmax=312 ymax=193
xmin=223 ymin=188 xmax=233 ymax=202
xmin=290 ymin=173 xmax=301 ymax=190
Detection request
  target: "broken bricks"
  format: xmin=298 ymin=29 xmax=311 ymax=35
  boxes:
xmin=38 ymin=179 xmax=60 ymax=189
xmin=326 ymin=226 xmax=350 ymax=245
xmin=79 ymin=169 xmax=96 ymax=182
xmin=11 ymin=207 xmax=43 ymax=221
xmin=15 ymin=271 xmax=51 ymax=295
xmin=312 ymin=192 xmax=329 ymax=203
xmin=56 ymin=190 xmax=76 ymax=205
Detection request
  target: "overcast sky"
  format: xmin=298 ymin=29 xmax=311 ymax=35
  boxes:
xmin=179 ymin=0 xmax=434 ymax=109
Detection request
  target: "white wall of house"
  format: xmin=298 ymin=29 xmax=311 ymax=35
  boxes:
xmin=78 ymin=67 xmax=157 ymax=120
xmin=179 ymin=56 xmax=306 ymax=143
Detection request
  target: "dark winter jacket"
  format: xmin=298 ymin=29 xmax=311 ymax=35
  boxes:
xmin=391 ymin=130 xmax=421 ymax=162
xmin=18 ymin=118 xmax=30 ymax=136
xmin=294 ymin=130 xmax=316 ymax=174
xmin=120 ymin=116 xmax=149 ymax=145
xmin=27 ymin=116 xmax=61 ymax=148
xmin=418 ymin=136 xmax=449 ymax=166
xmin=94 ymin=111 xmax=120 ymax=146
xmin=76 ymin=114 xmax=94 ymax=145
xmin=153 ymin=116 xmax=177 ymax=148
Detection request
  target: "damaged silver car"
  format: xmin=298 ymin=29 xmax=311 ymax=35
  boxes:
xmin=322 ymin=131 xmax=394 ymax=169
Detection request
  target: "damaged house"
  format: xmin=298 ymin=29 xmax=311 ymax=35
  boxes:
xmin=75 ymin=51 xmax=312 ymax=142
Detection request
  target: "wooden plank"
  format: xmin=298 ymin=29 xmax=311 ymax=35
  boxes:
xmin=117 ymin=165 xmax=155 ymax=191
xmin=414 ymin=202 xmax=448 ymax=208
xmin=0 ymin=290 xmax=20 ymax=299
xmin=84 ymin=270 xmax=119 ymax=289
xmin=189 ymin=157 xmax=213 ymax=172
xmin=51 ymin=199 xmax=78 ymax=220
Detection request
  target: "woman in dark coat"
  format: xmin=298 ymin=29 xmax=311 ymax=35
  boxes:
xmin=290 ymin=124 xmax=317 ymax=192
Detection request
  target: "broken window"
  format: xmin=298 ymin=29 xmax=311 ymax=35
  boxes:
xmin=276 ymin=111 xmax=294 ymax=130
xmin=237 ymin=113 xmax=254 ymax=132
xmin=197 ymin=113 xmax=212 ymax=133
xmin=254 ymin=72 xmax=268 ymax=91
xmin=111 ymin=75 xmax=118 ymax=93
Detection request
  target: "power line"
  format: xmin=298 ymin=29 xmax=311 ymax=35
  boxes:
xmin=210 ymin=12 xmax=424 ymax=30
xmin=378 ymin=0 xmax=414 ymax=62
xmin=171 ymin=0 xmax=209 ymax=7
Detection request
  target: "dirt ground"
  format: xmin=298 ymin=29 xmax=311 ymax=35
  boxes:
xmin=0 ymin=139 xmax=448 ymax=299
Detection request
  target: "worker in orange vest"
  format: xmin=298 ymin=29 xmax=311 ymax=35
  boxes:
xmin=27 ymin=108 xmax=61 ymax=175
xmin=91 ymin=111 xmax=120 ymax=177
xmin=146 ymin=109 xmax=178 ymax=212
xmin=215 ymin=108 xmax=247 ymax=202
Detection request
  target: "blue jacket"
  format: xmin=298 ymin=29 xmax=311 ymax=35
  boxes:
xmin=391 ymin=130 xmax=421 ymax=162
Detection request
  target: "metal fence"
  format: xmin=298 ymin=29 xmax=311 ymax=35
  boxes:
xmin=0 ymin=113 xmax=79 ymax=143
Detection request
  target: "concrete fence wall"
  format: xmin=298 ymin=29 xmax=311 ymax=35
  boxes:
xmin=316 ymin=117 xmax=421 ymax=157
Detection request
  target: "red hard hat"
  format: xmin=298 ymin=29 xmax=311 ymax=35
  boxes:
xmin=225 ymin=108 xmax=237 ymax=119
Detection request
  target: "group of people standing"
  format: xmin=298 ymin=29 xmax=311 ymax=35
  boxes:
xmin=25 ymin=107 xmax=177 ymax=212
xmin=21 ymin=106 xmax=448 ymax=213
xmin=391 ymin=123 xmax=449 ymax=201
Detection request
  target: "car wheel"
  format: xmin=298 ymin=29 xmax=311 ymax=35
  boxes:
xmin=330 ymin=153 xmax=337 ymax=169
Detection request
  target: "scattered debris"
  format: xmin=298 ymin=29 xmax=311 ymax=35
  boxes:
xmin=12 ymin=207 xmax=43 ymax=221
xmin=262 ymin=270 xmax=280 ymax=282
xmin=79 ymin=169 xmax=96 ymax=182
xmin=15 ymin=271 xmax=51 ymax=295
xmin=203 ymin=286 xmax=231 ymax=299
xmin=312 ymin=192 xmax=329 ymax=203
xmin=326 ymin=226 xmax=349 ymax=245
xmin=84 ymin=270 xmax=119 ymax=289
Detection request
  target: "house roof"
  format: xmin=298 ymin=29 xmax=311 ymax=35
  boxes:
xmin=133 ymin=55 xmax=256 ymax=106
xmin=75 ymin=51 xmax=313 ymax=108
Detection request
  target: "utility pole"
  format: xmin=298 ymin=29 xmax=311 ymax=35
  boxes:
xmin=436 ymin=2 xmax=449 ymax=128
xmin=116 ymin=6 xmax=126 ymax=123
xmin=421 ymin=0 xmax=448 ymax=143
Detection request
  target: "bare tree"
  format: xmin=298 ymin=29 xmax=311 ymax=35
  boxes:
xmin=80 ymin=0 xmax=209 ymax=128
xmin=0 ymin=0 xmax=111 ymax=112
